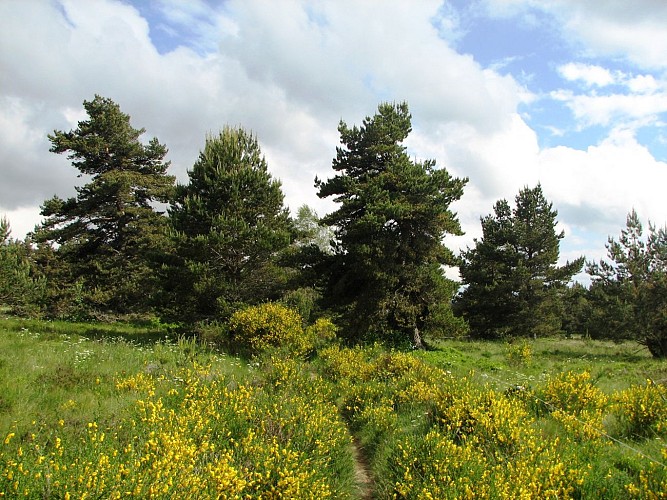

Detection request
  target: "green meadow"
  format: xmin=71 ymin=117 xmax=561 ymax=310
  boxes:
xmin=1 ymin=316 xmax=665 ymax=499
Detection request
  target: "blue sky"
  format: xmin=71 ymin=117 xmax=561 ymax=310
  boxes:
xmin=453 ymin=2 xmax=666 ymax=158
xmin=1 ymin=0 xmax=667 ymax=281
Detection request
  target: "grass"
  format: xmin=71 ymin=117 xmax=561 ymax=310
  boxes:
xmin=419 ymin=336 xmax=665 ymax=393
xmin=316 ymin=340 xmax=667 ymax=498
xmin=1 ymin=316 xmax=666 ymax=498
xmin=0 ymin=317 xmax=249 ymax=436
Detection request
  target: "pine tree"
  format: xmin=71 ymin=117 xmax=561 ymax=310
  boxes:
xmin=587 ymin=210 xmax=667 ymax=357
xmin=168 ymin=127 xmax=292 ymax=321
xmin=0 ymin=217 xmax=46 ymax=315
xmin=34 ymin=95 xmax=174 ymax=315
xmin=456 ymin=185 xmax=583 ymax=339
xmin=316 ymin=102 xmax=467 ymax=347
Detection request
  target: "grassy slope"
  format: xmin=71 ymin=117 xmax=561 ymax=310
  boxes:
xmin=0 ymin=317 xmax=248 ymax=435
xmin=1 ymin=317 xmax=665 ymax=498
xmin=419 ymin=337 xmax=667 ymax=393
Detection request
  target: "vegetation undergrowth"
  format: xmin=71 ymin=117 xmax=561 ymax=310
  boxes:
xmin=0 ymin=317 xmax=357 ymax=498
xmin=1 ymin=317 xmax=666 ymax=498
xmin=315 ymin=340 xmax=667 ymax=499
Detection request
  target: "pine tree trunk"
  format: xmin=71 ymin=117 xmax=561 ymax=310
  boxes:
xmin=645 ymin=335 xmax=667 ymax=359
xmin=413 ymin=325 xmax=425 ymax=350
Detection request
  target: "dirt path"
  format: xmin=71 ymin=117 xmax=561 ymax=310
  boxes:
xmin=351 ymin=437 xmax=374 ymax=499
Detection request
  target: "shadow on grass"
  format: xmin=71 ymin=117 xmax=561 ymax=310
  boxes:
xmin=0 ymin=316 xmax=182 ymax=347
xmin=539 ymin=346 xmax=649 ymax=364
xmin=79 ymin=326 xmax=177 ymax=346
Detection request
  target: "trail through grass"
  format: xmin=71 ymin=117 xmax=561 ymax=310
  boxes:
xmin=352 ymin=436 xmax=374 ymax=500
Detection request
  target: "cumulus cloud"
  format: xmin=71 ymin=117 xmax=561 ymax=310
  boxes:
xmin=537 ymin=128 xmax=667 ymax=265
xmin=561 ymin=2 xmax=667 ymax=70
xmin=627 ymin=74 xmax=659 ymax=94
xmin=485 ymin=0 xmax=667 ymax=70
xmin=551 ymin=62 xmax=667 ymax=147
xmin=539 ymin=128 xmax=667 ymax=222
xmin=552 ymin=88 xmax=667 ymax=128
xmin=558 ymin=63 xmax=615 ymax=88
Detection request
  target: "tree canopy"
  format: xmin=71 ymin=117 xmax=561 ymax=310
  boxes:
xmin=587 ymin=210 xmax=667 ymax=357
xmin=34 ymin=95 xmax=175 ymax=314
xmin=168 ymin=127 xmax=292 ymax=321
xmin=316 ymin=102 xmax=467 ymax=347
xmin=456 ymin=185 xmax=583 ymax=339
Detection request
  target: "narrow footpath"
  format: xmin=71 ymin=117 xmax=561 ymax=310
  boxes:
xmin=351 ymin=437 xmax=374 ymax=499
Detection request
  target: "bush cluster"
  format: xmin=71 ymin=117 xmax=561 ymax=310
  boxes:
xmin=229 ymin=302 xmax=305 ymax=355
xmin=200 ymin=302 xmax=338 ymax=357
xmin=613 ymin=380 xmax=667 ymax=438
xmin=538 ymin=370 xmax=610 ymax=442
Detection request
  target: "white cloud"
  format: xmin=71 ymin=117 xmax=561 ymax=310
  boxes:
xmin=553 ymin=60 xmax=667 ymax=135
xmin=0 ymin=207 xmax=44 ymax=241
xmin=409 ymin=113 xmax=546 ymax=261
xmin=485 ymin=0 xmax=667 ymax=70
xmin=627 ymin=74 xmax=659 ymax=94
xmin=563 ymin=6 xmax=667 ymax=70
xmin=551 ymin=84 xmax=667 ymax=129
xmin=558 ymin=63 xmax=615 ymax=88
xmin=537 ymin=128 xmax=667 ymax=267
xmin=439 ymin=113 xmax=541 ymax=199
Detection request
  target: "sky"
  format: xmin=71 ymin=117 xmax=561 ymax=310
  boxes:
xmin=1 ymin=0 xmax=667 ymax=282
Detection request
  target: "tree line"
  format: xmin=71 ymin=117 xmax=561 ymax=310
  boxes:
xmin=1 ymin=96 xmax=665 ymax=357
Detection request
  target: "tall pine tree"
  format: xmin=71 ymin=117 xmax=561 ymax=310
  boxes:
xmin=316 ymin=102 xmax=467 ymax=347
xmin=167 ymin=127 xmax=292 ymax=321
xmin=456 ymin=185 xmax=583 ymax=339
xmin=34 ymin=96 xmax=174 ymax=315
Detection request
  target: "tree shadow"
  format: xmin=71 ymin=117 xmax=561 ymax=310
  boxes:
xmin=539 ymin=346 xmax=648 ymax=364
xmin=79 ymin=326 xmax=176 ymax=347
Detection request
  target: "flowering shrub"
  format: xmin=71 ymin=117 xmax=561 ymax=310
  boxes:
xmin=613 ymin=380 xmax=667 ymax=438
xmin=115 ymin=371 xmax=158 ymax=394
xmin=0 ymin=362 xmax=355 ymax=498
xmin=542 ymin=371 xmax=608 ymax=415
xmin=304 ymin=317 xmax=338 ymax=351
xmin=228 ymin=302 xmax=308 ymax=355
xmin=434 ymin=388 xmax=530 ymax=457
xmin=389 ymin=428 xmax=585 ymax=499
xmin=505 ymin=339 xmax=533 ymax=366
xmin=539 ymin=371 xmax=609 ymax=442
xmin=318 ymin=344 xmax=378 ymax=382
xmin=551 ymin=409 xmax=608 ymax=443
xmin=371 ymin=351 xmax=426 ymax=380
